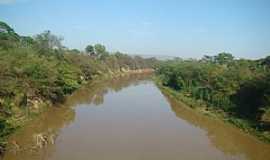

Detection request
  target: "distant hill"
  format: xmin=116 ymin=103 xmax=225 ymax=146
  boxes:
xmin=132 ymin=54 xmax=177 ymax=60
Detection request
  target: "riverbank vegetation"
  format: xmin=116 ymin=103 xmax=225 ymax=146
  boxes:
xmin=1 ymin=18 xmax=269 ymax=156
xmin=0 ymin=21 xmax=157 ymax=152
xmin=156 ymin=53 xmax=270 ymax=141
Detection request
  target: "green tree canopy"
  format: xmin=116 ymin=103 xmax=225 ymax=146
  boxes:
xmin=214 ymin=52 xmax=234 ymax=65
xmin=34 ymin=30 xmax=63 ymax=53
xmin=85 ymin=45 xmax=94 ymax=56
xmin=0 ymin=21 xmax=20 ymax=49
xmin=94 ymin=43 xmax=109 ymax=59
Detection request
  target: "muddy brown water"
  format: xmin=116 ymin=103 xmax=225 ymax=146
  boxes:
xmin=3 ymin=74 xmax=270 ymax=160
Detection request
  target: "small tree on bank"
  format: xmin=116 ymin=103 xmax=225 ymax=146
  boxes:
xmin=85 ymin=45 xmax=95 ymax=56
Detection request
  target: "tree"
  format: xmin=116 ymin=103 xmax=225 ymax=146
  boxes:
xmin=214 ymin=52 xmax=234 ymax=65
xmin=0 ymin=21 xmax=15 ymax=33
xmin=94 ymin=44 xmax=109 ymax=59
xmin=20 ymin=36 xmax=35 ymax=48
xmin=261 ymin=56 xmax=270 ymax=67
xmin=70 ymin=49 xmax=81 ymax=54
xmin=201 ymin=55 xmax=214 ymax=63
xmin=34 ymin=30 xmax=63 ymax=53
xmin=85 ymin=45 xmax=95 ymax=56
xmin=0 ymin=21 xmax=20 ymax=49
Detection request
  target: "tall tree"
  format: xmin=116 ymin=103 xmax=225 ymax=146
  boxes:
xmin=214 ymin=52 xmax=234 ymax=65
xmin=85 ymin=45 xmax=95 ymax=56
xmin=34 ymin=30 xmax=63 ymax=53
xmin=0 ymin=21 xmax=20 ymax=49
xmin=94 ymin=44 xmax=109 ymax=59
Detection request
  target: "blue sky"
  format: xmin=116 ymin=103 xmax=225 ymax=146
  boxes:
xmin=0 ymin=0 xmax=270 ymax=59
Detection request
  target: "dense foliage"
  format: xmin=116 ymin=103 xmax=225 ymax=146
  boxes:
xmin=157 ymin=53 xmax=270 ymax=139
xmin=0 ymin=21 xmax=157 ymax=152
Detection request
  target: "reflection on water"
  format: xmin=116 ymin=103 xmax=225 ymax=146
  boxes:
xmin=3 ymin=104 xmax=75 ymax=160
xmin=3 ymin=74 xmax=270 ymax=160
xmin=64 ymin=73 xmax=152 ymax=107
xmin=161 ymin=91 xmax=270 ymax=160
xmin=3 ymin=74 xmax=152 ymax=160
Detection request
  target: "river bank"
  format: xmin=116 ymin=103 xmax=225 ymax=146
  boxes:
xmin=154 ymin=78 xmax=270 ymax=143
xmin=0 ymin=21 xmax=159 ymax=156
xmin=0 ymin=69 xmax=154 ymax=156
xmin=3 ymin=74 xmax=270 ymax=160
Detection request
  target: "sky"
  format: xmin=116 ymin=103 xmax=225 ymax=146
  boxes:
xmin=0 ymin=0 xmax=270 ymax=59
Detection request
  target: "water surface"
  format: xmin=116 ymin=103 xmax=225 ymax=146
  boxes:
xmin=3 ymin=74 xmax=270 ymax=160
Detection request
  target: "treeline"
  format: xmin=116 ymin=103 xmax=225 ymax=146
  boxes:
xmin=0 ymin=21 xmax=157 ymax=151
xmin=156 ymin=53 xmax=270 ymax=140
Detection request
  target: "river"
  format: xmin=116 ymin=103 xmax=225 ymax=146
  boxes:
xmin=3 ymin=74 xmax=270 ymax=160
